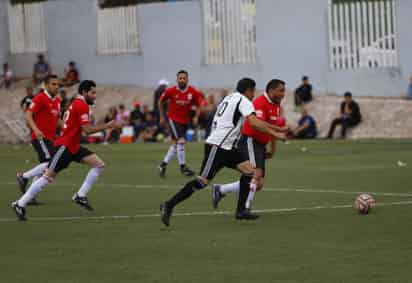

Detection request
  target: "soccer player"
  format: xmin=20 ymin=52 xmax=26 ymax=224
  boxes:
xmin=16 ymin=75 xmax=61 ymax=204
xmin=158 ymin=70 xmax=203 ymax=177
xmin=212 ymin=80 xmax=288 ymax=212
xmin=160 ymin=78 xmax=286 ymax=226
xmin=12 ymin=80 xmax=122 ymax=221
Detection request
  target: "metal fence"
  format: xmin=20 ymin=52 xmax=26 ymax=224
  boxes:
xmin=202 ymin=0 xmax=256 ymax=65
xmin=97 ymin=5 xmax=140 ymax=54
xmin=7 ymin=1 xmax=47 ymax=54
xmin=328 ymin=0 xmax=398 ymax=70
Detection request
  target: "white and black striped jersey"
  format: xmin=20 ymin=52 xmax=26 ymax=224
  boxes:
xmin=206 ymin=92 xmax=255 ymax=150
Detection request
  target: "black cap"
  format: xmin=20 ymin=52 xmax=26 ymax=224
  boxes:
xmin=344 ymin=92 xmax=352 ymax=97
xmin=302 ymin=76 xmax=308 ymax=81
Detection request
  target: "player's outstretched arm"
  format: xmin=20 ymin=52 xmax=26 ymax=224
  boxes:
xmin=81 ymin=121 xmax=123 ymax=136
xmin=247 ymin=115 xmax=286 ymax=141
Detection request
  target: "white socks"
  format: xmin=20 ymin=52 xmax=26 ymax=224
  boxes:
xmin=17 ymin=176 xmax=50 ymax=207
xmin=163 ymin=144 xmax=177 ymax=164
xmin=77 ymin=166 xmax=104 ymax=197
xmin=245 ymin=181 xmax=257 ymax=209
xmin=220 ymin=181 xmax=240 ymax=194
xmin=22 ymin=162 xmax=48 ymax=179
xmin=177 ymin=143 xmax=186 ymax=165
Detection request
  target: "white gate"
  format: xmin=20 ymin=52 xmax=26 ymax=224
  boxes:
xmin=328 ymin=0 xmax=398 ymax=70
xmin=97 ymin=5 xmax=140 ymax=54
xmin=7 ymin=2 xmax=47 ymax=54
xmin=202 ymin=0 xmax=256 ymax=65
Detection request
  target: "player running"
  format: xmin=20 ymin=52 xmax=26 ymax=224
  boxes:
xmin=11 ymin=80 xmax=122 ymax=221
xmin=212 ymin=80 xmax=288 ymax=213
xmin=160 ymin=78 xmax=286 ymax=226
xmin=16 ymin=75 xmax=61 ymax=204
xmin=158 ymin=70 xmax=203 ymax=178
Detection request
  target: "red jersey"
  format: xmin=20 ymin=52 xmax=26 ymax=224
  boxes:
xmin=160 ymin=85 xmax=202 ymax=125
xmin=55 ymin=95 xmax=90 ymax=154
xmin=242 ymin=93 xmax=282 ymax=145
xmin=28 ymin=90 xmax=61 ymax=141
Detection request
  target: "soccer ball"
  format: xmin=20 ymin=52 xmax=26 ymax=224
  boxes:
xmin=354 ymin=193 xmax=375 ymax=214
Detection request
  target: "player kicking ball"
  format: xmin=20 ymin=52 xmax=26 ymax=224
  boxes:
xmin=12 ymin=80 xmax=123 ymax=221
xmin=160 ymin=78 xmax=286 ymax=226
xmin=212 ymin=80 xmax=288 ymax=213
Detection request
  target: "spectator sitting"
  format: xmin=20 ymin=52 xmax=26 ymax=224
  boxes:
xmin=20 ymin=86 xmax=35 ymax=112
xmin=142 ymin=104 xmax=151 ymax=119
xmin=326 ymin=92 xmax=362 ymax=139
xmin=139 ymin=112 xmax=158 ymax=143
xmin=62 ymin=61 xmax=79 ymax=87
xmin=294 ymin=76 xmax=313 ymax=106
xmin=153 ymin=79 xmax=169 ymax=123
xmin=103 ymin=106 xmax=119 ymax=143
xmin=406 ymin=76 xmax=412 ymax=100
xmin=116 ymin=104 xmax=130 ymax=125
xmin=33 ymin=54 xmax=51 ymax=85
xmin=130 ymin=101 xmax=145 ymax=140
xmin=292 ymin=106 xmax=318 ymax=139
xmin=0 ymin=63 xmax=13 ymax=89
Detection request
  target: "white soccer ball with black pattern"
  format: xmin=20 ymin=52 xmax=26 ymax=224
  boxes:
xmin=354 ymin=194 xmax=375 ymax=214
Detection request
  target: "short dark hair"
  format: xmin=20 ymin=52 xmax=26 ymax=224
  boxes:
xmin=302 ymin=76 xmax=308 ymax=81
xmin=344 ymin=92 xmax=352 ymax=97
xmin=78 ymin=80 xmax=96 ymax=94
xmin=266 ymin=79 xmax=285 ymax=93
xmin=236 ymin=78 xmax=256 ymax=94
xmin=177 ymin=70 xmax=188 ymax=77
xmin=45 ymin=74 xmax=59 ymax=83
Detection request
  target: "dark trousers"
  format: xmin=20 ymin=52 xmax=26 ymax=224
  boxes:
xmin=327 ymin=117 xmax=359 ymax=138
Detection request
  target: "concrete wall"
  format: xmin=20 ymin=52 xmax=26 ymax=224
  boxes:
xmin=5 ymin=0 xmax=412 ymax=96
xmin=0 ymin=0 xmax=9 ymax=66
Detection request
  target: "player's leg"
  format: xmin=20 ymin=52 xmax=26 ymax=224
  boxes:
xmin=72 ymin=147 xmax=103 ymax=211
xmin=12 ymin=145 xmax=70 ymax=220
xmin=173 ymin=121 xmax=194 ymax=176
xmin=235 ymin=161 xmax=258 ymax=220
xmin=160 ymin=144 xmax=222 ymax=226
xmin=158 ymin=119 xmax=180 ymax=177
xmin=211 ymin=181 xmax=239 ymax=209
xmin=16 ymin=139 xmax=53 ymax=195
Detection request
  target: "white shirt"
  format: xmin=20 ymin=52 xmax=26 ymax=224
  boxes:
xmin=1 ymin=70 xmax=13 ymax=79
xmin=206 ymin=92 xmax=255 ymax=150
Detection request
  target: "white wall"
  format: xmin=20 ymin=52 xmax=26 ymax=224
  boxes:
xmin=0 ymin=0 xmax=9 ymax=65
xmin=5 ymin=0 xmax=412 ymax=96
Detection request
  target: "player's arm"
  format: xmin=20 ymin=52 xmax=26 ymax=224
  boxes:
xmin=81 ymin=121 xmax=122 ymax=135
xmin=25 ymin=110 xmax=44 ymax=139
xmin=246 ymin=115 xmax=286 ymax=141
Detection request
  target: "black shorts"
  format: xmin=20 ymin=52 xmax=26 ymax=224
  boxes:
xmin=237 ymin=135 xmax=266 ymax=176
xmin=48 ymin=146 xmax=94 ymax=173
xmin=31 ymin=138 xmax=56 ymax=163
xmin=199 ymin=143 xmax=249 ymax=180
xmin=168 ymin=119 xmax=188 ymax=140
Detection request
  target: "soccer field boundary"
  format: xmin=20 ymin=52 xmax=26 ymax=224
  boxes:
xmin=2 ymin=181 xmax=412 ymax=198
xmin=1 ymin=200 xmax=412 ymax=223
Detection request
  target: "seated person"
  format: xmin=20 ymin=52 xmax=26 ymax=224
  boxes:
xmin=292 ymin=107 xmax=318 ymax=139
xmin=326 ymin=92 xmax=362 ymax=139
xmin=294 ymin=76 xmax=313 ymax=106
xmin=103 ymin=106 xmax=119 ymax=143
xmin=139 ymin=112 xmax=158 ymax=143
xmin=33 ymin=54 xmax=51 ymax=85
xmin=130 ymin=101 xmax=145 ymax=140
xmin=62 ymin=61 xmax=79 ymax=87
xmin=0 ymin=63 xmax=13 ymax=89
xmin=116 ymin=104 xmax=130 ymax=125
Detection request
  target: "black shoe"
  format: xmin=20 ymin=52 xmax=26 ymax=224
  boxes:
xmin=180 ymin=166 xmax=195 ymax=177
xmin=212 ymin=184 xmax=225 ymax=209
xmin=160 ymin=202 xmax=173 ymax=227
xmin=16 ymin=173 xmax=28 ymax=194
xmin=11 ymin=202 xmax=27 ymax=221
xmin=72 ymin=194 xmax=94 ymax=211
xmin=159 ymin=164 xmax=167 ymax=178
xmin=236 ymin=210 xmax=259 ymax=220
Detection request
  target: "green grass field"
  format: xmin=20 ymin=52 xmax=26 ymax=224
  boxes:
xmin=1 ymin=140 xmax=411 ymax=283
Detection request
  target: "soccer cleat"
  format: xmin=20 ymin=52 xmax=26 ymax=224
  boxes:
xmin=212 ymin=184 xmax=225 ymax=209
xmin=180 ymin=166 xmax=195 ymax=177
xmin=72 ymin=194 xmax=94 ymax=211
xmin=235 ymin=209 xmax=259 ymax=220
xmin=160 ymin=202 xmax=173 ymax=227
xmin=11 ymin=202 xmax=27 ymax=221
xmin=16 ymin=173 xmax=28 ymax=194
xmin=158 ymin=164 xmax=167 ymax=178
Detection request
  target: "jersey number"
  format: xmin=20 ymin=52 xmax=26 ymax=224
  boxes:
xmin=216 ymin=101 xmax=229 ymax=117
xmin=62 ymin=107 xmax=72 ymax=129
